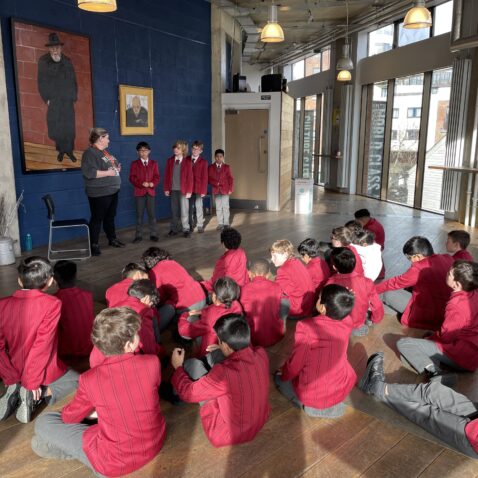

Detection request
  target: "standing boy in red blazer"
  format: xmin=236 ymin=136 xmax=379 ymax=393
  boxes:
xmin=376 ymin=236 xmax=454 ymax=330
xmin=326 ymin=248 xmax=384 ymax=336
xmin=0 ymin=257 xmax=78 ymax=424
xmin=275 ymin=284 xmax=356 ymax=418
xmin=129 ymin=141 xmax=161 ymax=243
xmin=164 ymin=140 xmax=193 ymax=238
xmin=208 ymin=148 xmax=233 ymax=230
xmin=240 ymin=258 xmax=286 ymax=347
xmin=31 ymin=307 xmax=166 ymax=477
xmin=188 ymin=140 xmax=209 ymax=233
xmin=53 ymin=260 xmax=94 ymax=359
xmin=172 ymin=314 xmax=270 ymax=447
xmin=105 ymin=262 xmax=149 ymax=307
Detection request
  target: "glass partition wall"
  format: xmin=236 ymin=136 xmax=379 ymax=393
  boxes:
xmin=358 ymin=67 xmax=452 ymax=212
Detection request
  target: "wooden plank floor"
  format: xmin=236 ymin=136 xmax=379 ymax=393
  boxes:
xmin=1 ymin=189 xmax=478 ymax=478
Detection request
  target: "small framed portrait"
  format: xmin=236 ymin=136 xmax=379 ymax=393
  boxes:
xmin=119 ymin=85 xmax=154 ymax=135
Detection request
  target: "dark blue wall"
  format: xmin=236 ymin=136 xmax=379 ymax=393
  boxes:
xmin=1 ymin=0 xmax=211 ymax=248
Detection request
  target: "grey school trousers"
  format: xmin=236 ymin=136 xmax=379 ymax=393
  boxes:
xmin=170 ymin=190 xmax=190 ymax=232
xmin=189 ymin=194 xmax=205 ymax=229
xmin=135 ymin=195 xmax=157 ymax=238
xmin=382 ymin=290 xmax=411 ymax=314
xmin=214 ymin=194 xmax=230 ymax=227
xmin=397 ymin=337 xmax=466 ymax=375
xmin=48 ymin=369 xmax=80 ymax=404
xmin=382 ymin=381 xmax=478 ymax=458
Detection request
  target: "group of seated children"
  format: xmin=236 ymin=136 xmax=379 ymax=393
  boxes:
xmin=1 ymin=211 xmax=478 ymax=475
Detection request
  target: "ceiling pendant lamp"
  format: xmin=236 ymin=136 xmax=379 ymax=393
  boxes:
xmin=261 ymin=3 xmax=284 ymax=43
xmin=78 ymin=0 xmax=117 ymax=13
xmin=336 ymin=1 xmax=353 ymax=82
xmin=403 ymin=0 xmax=432 ymax=29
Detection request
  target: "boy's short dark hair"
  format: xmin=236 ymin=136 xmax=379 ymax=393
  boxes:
xmin=330 ymin=247 xmax=356 ymax=274
xmin=121 ymin=262 xmax=148 ymax=279
xmin=451 ymin=260 xmax=478 ymax=292
xmin=320 ymin=284 xmax=355 ymax=320
xmin=250 ymin=258 xmax=270 ymax=276
xmin=331 ymin=226 xmax=353 ymax=246
xmin=92 ymin=307 xmax=141 ymax=356
xmin=136 ymin=141 xmax=150 ymax=151
xmin=18 ymin=256 xmax=52 ymax=290
xmin=318 ymin=241 xmax=333 ymax=262
xmin=192 ymin=140 xmax=204 ymax=149
xmin=355 ymin=229 xmax=375 ymax=246
xmin=213 ymin=314 xmax=250 ymax=351
xmin=345 ymin=221 xmax=364 ymax=242
xmin=221 ymin=227 xmax=241 ymax=250
xmin=53 ymin=260 xmax=77 ymax=288
xmin=214 ymin=276 xmax=240 ymax=308
xmin=354 ymin=209 xmax=371 ymax=219
xmin=298 ymin=238 xmax=320 ymax=258
xmin=142 ymin=247 xmax=171 ymax=270
xmin=448 ymin=230 xmax=470 ymax=250
xmin=127 ymin=279 xmax=160 ymax=306
xmin=215 ymin=148 xmax=225 ymax=156
xmin=403 ymin=236 xmax=434 ymax=257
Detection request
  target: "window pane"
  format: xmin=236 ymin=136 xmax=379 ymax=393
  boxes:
xmin=302 ymin=96 xmax=316 ymax=179
xmin=292 ymin=60 xmax=305 ymax=80
xmin=387 ymin=74 xmax=424 ymax=206
xmin=368 ymin=24 xmax=394 ymax=56
xmin=398 ymin=22 xmax=430 ymax=46
xmin=321 ymin=48 xmax=330 ymax=71
xmin=365 ymin=82 xmax=388 ymax=198
xmin=305 ymin=54 xmax=321 ymax=76
xmin=434 ymin=1 xmax=453 ymax=36
xmin=421 ymin=67 xmax=453 ymax=212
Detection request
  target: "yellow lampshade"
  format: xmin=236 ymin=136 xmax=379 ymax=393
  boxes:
xmin=403 ymin=1 xmax=432 ymax=29
xmin=261 ymin=22 xmax=285 ymax=43
xmin=78 ymin=0 xmax=117 ymax=12
xmin=337 ymin=70 xmax=352 ymax=82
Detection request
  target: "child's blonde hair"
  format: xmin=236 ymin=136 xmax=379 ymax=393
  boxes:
xmin=173 ymin=140 xmax=188 ymax=156
xmin=271 ymin=239 xmax=294 ymax=258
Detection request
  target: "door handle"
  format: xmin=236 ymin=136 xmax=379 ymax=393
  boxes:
xmin=258 ymin=136 xmax=267 ymax=173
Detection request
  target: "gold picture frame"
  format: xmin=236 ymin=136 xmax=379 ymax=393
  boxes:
xmin=119 ymin=85 xmax=154 ymax=135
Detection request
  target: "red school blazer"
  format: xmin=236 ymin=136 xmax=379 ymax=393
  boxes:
xmin=55 ymin=287 xmax=94 ymax=358
xmin=129 ymin=158 xmax=161 ymax=197
xmin=453 ymin=250 xmax=474 ymax=261
xmin=105 ymin=277 xmax=134 ymax=307
xmin=172 ymin=346 xmax=270 ymax=447
xmin=62 ymin=353 xmax=166 ymax=477
xmin=281 ymin=314 xmax=356 ymax=409
xmin=428 ymin=290 xmax=478 ymax=371
xmin=208 ymin=163 xmax=234 ymax=195
xmin=188 ymin=155 xmax=209 ymax=195
xmin=178 ymin=300 xmax=243 ymax=357
xmin=326 ymin=271 xmax=384 ymax=328
xmin=376 ymin=253 xmax=454 ymax=330
xmin=149 ymin=259 xmax=205 ymax=309
xmin=275 ymin=258 xmax=315 ymax=318
xmin=306 ymin=256 xmax=331 ymax=301
xmin=163 ymin=156 xmax=193 ymax=195
xmin=240 ymin=276 xmax=285 ymax=347
xmin=0 ymin=289 xmax=66 ymax=389
xmin=364 ymin=217 xmax=385 ymax=250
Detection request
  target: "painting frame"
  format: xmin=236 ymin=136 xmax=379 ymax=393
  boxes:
xmin=119 ymin=85 xmax=154 ymax=135
xmin=450 ymin=0 xmax=478 ymax=52
xmin=11 ymin=18 xmax=95 ymax=174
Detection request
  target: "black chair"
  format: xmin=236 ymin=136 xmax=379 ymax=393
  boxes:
xmin=42 ymin=194 xmax=91 ymax=261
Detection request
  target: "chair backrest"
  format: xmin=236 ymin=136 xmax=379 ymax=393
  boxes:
xmin=42 ymin=194 xmax=55 ymax=220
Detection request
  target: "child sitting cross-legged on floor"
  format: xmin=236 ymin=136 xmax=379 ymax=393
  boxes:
xmin=32 ymin=307 xmax=167 ymax=477
xmin=274 ymin=284 xmax=356 ymax=418
xmin=446 ymin=230 xmax=473 ymax=262
xmin=105 ymin=262 xmax=149 ymax=307
xmin=171 ymin=314 xmax=270 ymax=447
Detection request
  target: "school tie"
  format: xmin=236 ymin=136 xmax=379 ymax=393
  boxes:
xmin=175 ymin=159 xmax=180 ymax=165
xmin=143 ymin=161 xmax=148 ymax=166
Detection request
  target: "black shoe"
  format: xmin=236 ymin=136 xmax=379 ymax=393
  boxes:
xmin=428 ymin=371 xmax=458 ymax=387
xmin=167 ymin=230 xmax=178 ymax=237
xmin=358 ymin=352 xmax=384 ymax=396
xmin=197 ymin=227 xmax=204 ymax=233
xmin=183 ymin=231 xmax=191 ymax=238
xmin=0 ymin=383 xmax=20 ymax=421
xmin=66 ymin=152 xmax=77 ymax=163
xmin=57 ymin=152 xmax=64 ymax=162
xmin=16 ymin=387 xmax=34 ymax=423
xmin=150 ymin=235 xmax=159 ymax=242
xmin=91 ymin=244 xmax=101 ymax=256
xmin=132 ymin=236 xmax=142 ymax=244
xmin=109 ymin=239 xmax=125 ymax=248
